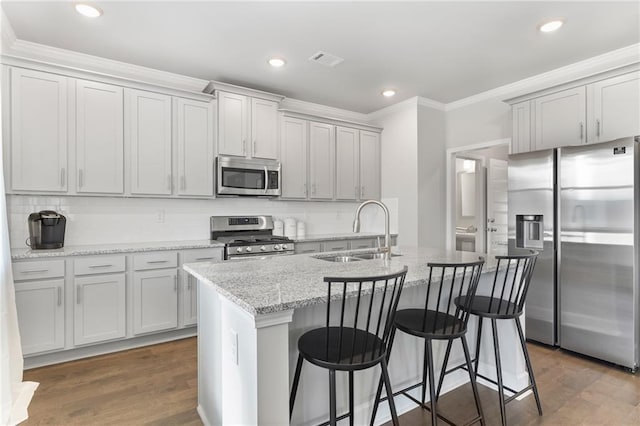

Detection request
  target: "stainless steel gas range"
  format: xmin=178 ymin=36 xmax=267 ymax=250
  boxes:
xmin=210 ymin=215 xmax=295 ymax=260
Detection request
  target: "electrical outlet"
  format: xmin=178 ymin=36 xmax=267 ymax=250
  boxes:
xmin=230 ymin=329 xmax=238 ymax=365
xmin=155 ymin=209 xmax=165 ymax=223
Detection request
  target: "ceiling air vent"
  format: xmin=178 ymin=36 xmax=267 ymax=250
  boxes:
xmin=309 ymin=51 xmax=344 ymax=67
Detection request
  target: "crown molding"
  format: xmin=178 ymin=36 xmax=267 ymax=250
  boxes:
xmin=204 ymin=81 xmax=284 ymax=103
xmin=279 ymin=97 xmax=373 ymax=124
xmin=278 ymin=109 xmax=382 ymax=132
xmin=446 ymin=43 xmax=640 ymax=111
xmin=417 ymin=96 xmax=446 ymax=111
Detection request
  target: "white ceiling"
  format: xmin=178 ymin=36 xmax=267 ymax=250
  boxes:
xmin=3 ymin=1 xmax=639 ymax=113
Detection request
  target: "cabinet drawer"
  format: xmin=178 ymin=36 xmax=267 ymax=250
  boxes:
xmin=134 ymin=252 xmax=178 ymax=271
xmin=74 ymin=255 xmax=126 ymax=276
xmin=181 ymin=248 xmax=223 ymax=264
xmin=294 ymin=242 xmax=322 ymax=254
xmin=349 ymin=238 xmax=377 ymax=250
xmin=323 ymin=241 xmax=349 ymax=252
xmin=13 ymin=259 xmax=65 ymax=281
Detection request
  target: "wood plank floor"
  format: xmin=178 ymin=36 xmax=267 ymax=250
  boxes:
xmin=22 ymin=338 xmax=639 ymax=425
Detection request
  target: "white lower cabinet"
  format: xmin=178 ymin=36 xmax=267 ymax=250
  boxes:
xmin=133 ymin=269 xmax=178 ymax=335
xmin=74 ymin=273 xmax=126 ymax=346
xmin=14 ymin=279 xmax=65 ymax=355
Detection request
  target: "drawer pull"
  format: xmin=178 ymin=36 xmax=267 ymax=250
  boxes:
xmin=21 ymin=269 xmax=49 ymax=274
xmin=195 ymin=257 xmax=215 ymax=261
xmin=147 ymin=260 xmax=169 ymax=264
xmin=57 ymin=287 xmax=62 ymax=306
xmin=89 ymin=264 xmax=113 ymax=268
xmin=77 ymin=286 xmax=82 ymax=304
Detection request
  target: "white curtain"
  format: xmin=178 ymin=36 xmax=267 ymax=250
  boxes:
xmin=0 ymin=69 xmax=38 ymax=426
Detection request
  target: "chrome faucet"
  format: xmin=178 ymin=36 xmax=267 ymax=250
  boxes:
xmin=353 ymin=200 xmax=391 ymax=260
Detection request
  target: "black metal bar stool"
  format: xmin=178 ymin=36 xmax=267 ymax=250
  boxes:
xmin=438 ymin=250 xmax=542 ymax=426
xmin=371 ymin=259 xmax=486 ymax=426
xmin=289 ymin=266 xmax=408 ymax=426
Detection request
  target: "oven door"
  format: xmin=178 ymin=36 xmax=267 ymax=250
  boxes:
xmin=216 ymin=156 xmax=281 ymax=196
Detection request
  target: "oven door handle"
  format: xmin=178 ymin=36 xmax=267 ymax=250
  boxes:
xmin=264 ymin=166 xmax=269 ymax=194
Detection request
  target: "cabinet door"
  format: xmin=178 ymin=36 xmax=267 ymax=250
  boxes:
xmin=335 ymin=126 xmax=359 ymax=200
xmin=533 ymin=87 xmax=586 ymax=150
xmin=74 ymin=273 xmax=126 ymax=346
xmin=218 ymin=92 xmax=248 ymax=157
xmin=588 ymin=72 xmax=640 ymax=144
xmin=126 ymin=89 xmax=173 ymax=195
xmin=133 ymin=269 xmax=178 ymax=335
xmin=359 ymin=130 xmax=381 ymax=200
xmin=76 ymin=80 xmax=124 ymax=194
xmin=10 ymin=68 xmax=68 ymax=192
xmin=280 ymin=117 xmax=308 ymax=199
xmin=176 ymin=98 xmax=214 ymax=196
xmin=308 ymin=122 xmax=335 ymax=200
xmin=15 ymin=279 xmax=65 ymax=355
xmin=251 ymin=98 xmax=278 ymax=159
xmin=511 ymin=101 xmax=532 ymax=154
xmin=182 ymin=270 xmax=198 ymax=327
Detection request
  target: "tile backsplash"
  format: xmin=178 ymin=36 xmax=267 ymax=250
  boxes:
xmin=7 ymin=195 xmax=396 ymax=248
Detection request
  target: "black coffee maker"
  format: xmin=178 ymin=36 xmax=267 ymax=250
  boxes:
xmin=27 ymin=210 xmax=66 ymax=249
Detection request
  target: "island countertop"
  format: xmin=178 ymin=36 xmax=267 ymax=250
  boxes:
xmin=183 ymin=246 xmax=492 ymax=316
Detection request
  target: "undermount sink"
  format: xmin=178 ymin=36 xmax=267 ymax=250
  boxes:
xmin=315 ymin=255 xmax=363 ymax=263
xmin=351 ymin=252 xmax=402 ymax=260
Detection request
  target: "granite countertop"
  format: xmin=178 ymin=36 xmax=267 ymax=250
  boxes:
xmin=292 ymin=232 xmax=397 ymax=243
xmin=11 ymin=239 xmax=225 ymax=260
xmin=183 ymin=246 xmax=495 ymax=317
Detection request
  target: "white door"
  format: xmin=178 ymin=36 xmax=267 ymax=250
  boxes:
xmin=308 ymin=121 xmax=335 ymax=200
xmin=14 ymin=279 xmax=65 ymax=355
xmin=133 ymin=269 xmax=178 ymax=335
xmin=359 ymin=130 xmax=381 ymax=200
xmin=10 ymin=68 xmax=68 ymax=192
xmin=74 ymin=274 xmax=126 ymax=346
xmin=588 ymin=71 xmax=640 ymax=144
xmin=251 ymin=98 xmax=278 ymax=159
xmin=126 ymin=89 xmax=173 ymax=195
xmin=175 ymin=98 xmax=214 ymax=196
xmin=335 ymin=126 xmax=359 ymax=200
xmin=182 ymin=270 xmax=198 ymax=327
xmin=487 ymin=159 xmax=509 ymax=256
xmin=76 ymin=80 xmax=124 ymax=194
xmin=511 ymin=101 xmax=532 ymax=154
xmin=218 ymin=92 xmax=248 ymax=157
xmin=280 ymin=117 xmax=308 ymax=199
xmin=534 ymin=87 xmax=586 ymax=150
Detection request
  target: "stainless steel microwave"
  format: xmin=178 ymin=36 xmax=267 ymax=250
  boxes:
xmin=216 ymin=156 xmax=281 ymax=196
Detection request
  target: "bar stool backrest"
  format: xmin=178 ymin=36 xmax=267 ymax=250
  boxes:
xmin=422 ymin=258 xmax=485 ymax=336
xmin=488 ymin=250 xmax=539 ymax=315
xmin=323 ymin=266 xmax=408 ymax=364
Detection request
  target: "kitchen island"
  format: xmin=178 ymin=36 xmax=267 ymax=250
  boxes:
xmin=184 ymin=247 xmax=529 ymax=426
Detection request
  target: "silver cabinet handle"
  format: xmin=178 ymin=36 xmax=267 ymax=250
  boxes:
xmin=243 ymin=139 xmax=247 ymax=155
xmin=361 ymin=186 xmax=365 ymax=197
xmin=147 ymin=260 xmax=168 ymax=264
xmin=167 ymin=174 xmax=172 ymax=191
xmin=60 ymin=168 xmax=66 ymax=187
xmin=579 ymin=122 xmax=584 ymax=140
xmin=195 ymin=257 xmax=215 ymax=261
xmin=181 ymin=175 xmax=186 ymax=191
xmin=89 ymin=264 xmax=113 ymax=268
xmin=596 ymin=119 xmax=601 ymax=137
xmin=78 ymin=169 xmax=84 ymax=188
xmin=253 ymin=140 xmax=257 ymax=156
xmin=355 ymin=186 xmax=359 ymax=198
xmin=174 ymin=276 xmax=178 ymax=292
xmin=57 ymin=287 xmax=62 ymax=306
xmin=77 ymin=285 xmax=82 ymax=304
xmin=21 ymin=269 xmax=48 ymax=274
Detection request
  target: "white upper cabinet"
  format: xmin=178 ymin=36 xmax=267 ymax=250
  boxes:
xmin=126 ymin=89 xmax=173 ymax=195
xmin=280 ymin=116 xmax=308 ymax=199
xmin=533 ymin=87 xmax=586 ymax=150
xmin=335 ymin=126 xmax=359 ymax=201
xmin=359 ymin=130 xmax=381 ymax=200
xmin=511 ymin=101 xmax=531 ymax=154
xmin=217 ymin=91 xmax=248 ymax=157
xmin=308 ymin=122 xmax=335 ymax=200
xmin=10 ymin=68 xmax=68 ymax=192
xmin=175 ymin=98 xmax=214 ymax=197
xmin=76 ymin=80 xmax=124 ymax=194
xmin=251 ymin=98 xmax=279 ymax=159
xmin=587 ymin=71 xmax=640 ymax=144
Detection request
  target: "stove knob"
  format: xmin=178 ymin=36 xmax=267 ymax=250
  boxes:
xmin=281 ymin=244 xmax=289 ymax=250
xmin=236 ymin=247 xmax=243 ymax=253
xmin=246 ymin=247 xmax=252 ymax=253
xmin=260 ymin=246 xmax=267 ymax=252
xmin=273 ymin=244 xmax=281 ymax=251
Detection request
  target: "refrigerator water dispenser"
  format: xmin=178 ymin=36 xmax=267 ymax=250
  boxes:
xmin=516 ymin=215 xmax=544 ymax=250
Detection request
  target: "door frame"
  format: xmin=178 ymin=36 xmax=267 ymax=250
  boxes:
xmin=445 ymin=138 xmax=511 ymax=252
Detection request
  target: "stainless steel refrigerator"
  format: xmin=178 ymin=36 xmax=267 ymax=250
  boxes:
xmin=508 ymin=136 xmax=639 ymax=370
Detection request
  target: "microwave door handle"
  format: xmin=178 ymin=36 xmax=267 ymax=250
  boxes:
xmin=264 ymin=166 xmax=269 ymax=193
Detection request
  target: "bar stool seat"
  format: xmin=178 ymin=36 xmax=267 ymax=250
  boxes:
xmin=456 ymin=295 xmax=520 ymax=319
xmin=394 ymin=309 xmax=467 ymax=339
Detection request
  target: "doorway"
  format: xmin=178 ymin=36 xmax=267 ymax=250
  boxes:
xmin=446 ymin=140 xmax=510 ymax=256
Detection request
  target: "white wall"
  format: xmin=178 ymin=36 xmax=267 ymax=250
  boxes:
xmin=7 ymin=195 xmax=374 ymax=248
xmin=446 ymin=99 xmax=511 ymax=150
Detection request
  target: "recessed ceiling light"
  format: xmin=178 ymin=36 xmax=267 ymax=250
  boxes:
xmin=75 ymin=3 xmax=103 ymax=18
xmin=382 ymin=89 xmax=396 ymax=98
xmin=268 ymin=58 xmax=286 ymax=68
xmin=538 ymin=19 xmax=564 ymax=33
